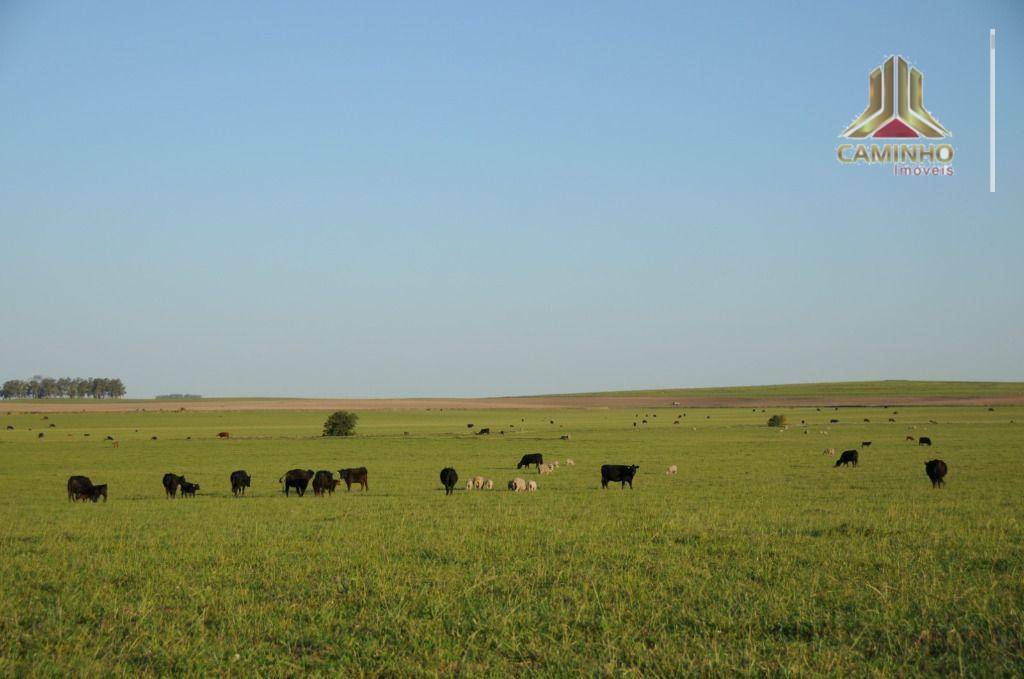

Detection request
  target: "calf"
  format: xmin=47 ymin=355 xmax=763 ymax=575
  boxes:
xmin=179 ymin=481 xmax=199 ymax=497
xmin=834 ymin=450 xmax=858 ymax=467
xmin=440 ymin=467 xmax=458 ymax=495
xmin=601 ymin=464 xmax=639 ymax=489
xmin=924 ymin=459 xmax=948 ymax=488
xmin=861 ymin=441 xmax=872 ymax=448
xmin=338 ymin=467 xmax=369 ymax=492
xmin=87 ymin=484 xmax=108 ymax=503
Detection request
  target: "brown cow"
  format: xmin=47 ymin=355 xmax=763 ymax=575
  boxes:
xmin=338 ymin=467 xmax=368 ymax=492
xmin=217 ymin=431 xmax=230 ymax=439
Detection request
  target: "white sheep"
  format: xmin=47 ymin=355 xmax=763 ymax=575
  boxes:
xmin=666 ymin=464 xmax=678 ymax=475
xmin=527 ymin=480 xmax=537 ymax=492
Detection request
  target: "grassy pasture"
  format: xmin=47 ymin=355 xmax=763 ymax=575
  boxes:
xmin=0 ymin=404 xmax=1022 ymax=676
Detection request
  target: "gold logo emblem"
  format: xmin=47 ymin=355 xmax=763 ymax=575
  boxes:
xmin=842 ymin=56 xmax=950 ymax=139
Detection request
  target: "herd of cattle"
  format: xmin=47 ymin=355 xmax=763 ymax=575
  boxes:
xmin=65 ymin=439 xmax=949 ymax=502
xmin=62 ymin=417 xmax=953 ymax=503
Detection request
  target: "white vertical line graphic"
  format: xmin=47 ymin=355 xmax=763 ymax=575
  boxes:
xmin=990 ymin=29 xmax=996 ymax=193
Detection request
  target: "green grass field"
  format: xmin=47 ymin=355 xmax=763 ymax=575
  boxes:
xmin=1 ymin=403 xmax=1022 ymax=675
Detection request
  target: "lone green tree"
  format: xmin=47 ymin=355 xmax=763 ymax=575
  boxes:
xmin=323 ymin=411 xmax=359 ymax=437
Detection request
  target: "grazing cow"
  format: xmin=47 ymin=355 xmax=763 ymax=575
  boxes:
xmin=517 ymin=453 xmax=544 ymax=470
xmin=863 ymin=418 xmax=870 ymax=423
xmin=67 ymin=475 xmax=94 ymax=502
xmin=466 ymin=423 xmax=474 ymax=429
xmin=861 ymin=441 xmax=872 ymax=448
xmin=527 ymin=480 xmax=538 ymax=492
xmin=230 ymin=470 xmax=251 ymax=497
xmin=38 ymin=433 xmax=44 ymax=439
xmin=508 ymin=477 xmax=526 ymax=492
xmin=279 ymin=469 xmax=315 ymax=497
xmin=601 ymin=464 xmax=639 ymax=489
xmin=918 ymin=436 xmax=932 ymax=446
xmin=823 ymin=448 xmax=835 ymax=456
xmin=312 ymin=470 xmax=336 ymax=496
xmin=484 ymin=479 xmax=494 ymax=490
xmin=889 ymin=418 xmax=896 ymax=423
xmin=151 ymin=436 xmax=158 ymax=441
xmin=565 ymin=459 xmax=575 ymax=466
xmin=440 ymin=467 xmax=458 ymax=495
xmin=472 ymin=475 xmax=485 ymax=490
xmin=666 ymin=464 xmax=678 ymax=475
xmin=906 ymin=435 xmax=916 ymax=442
xmin=834 ymin=450 xmax=858 ymax=467
xmin=217 ymin=431 xmax=230 ymax=439
xmin=830 ymin=419 xmax=840 ymax=424
xmin=162 ymin=473 xmax=186 ymax=499
xmin=476 ymin=428 xmax=491 ymax=435
xmin=86 ymin=484 xmax=108 ymax=503
xmin=925 ymin=459 xmax=948 ymax=488
xmin=5 ymin=425 xmax=12 ymax=430
xmin=105 ymin=435 xmax=114 ymax=440
xmin=338 ymin=467 xmax=369 ymax=492
xmin=560 ymin=434 xmax=571 ymax=440
xmin=179 ymin=481 xmax=199 ymax=498
xmin=549 ymin=420 xmax=555 ymax=425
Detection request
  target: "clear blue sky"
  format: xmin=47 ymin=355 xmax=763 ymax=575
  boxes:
xmin=1 ymin=1 xmax=1021 ymax=397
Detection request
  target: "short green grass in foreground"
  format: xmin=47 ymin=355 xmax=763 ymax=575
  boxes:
xmin=1 ymin=405 xmax=1022 ymax=675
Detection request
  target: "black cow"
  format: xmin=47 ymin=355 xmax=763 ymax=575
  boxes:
xmin=861 ymin=441 xmax=872 ymax=448
xmin=601 ymin=464 xmax=639 ymax=489
xmin=476 ymin=428 xmax=491 ymax=435
xmin=162 ymin=473 xmax=186 ymax=499
xmin=338 ymin=467 xmax=369 ymax=492
xmin=925 ymin=459 xmax=948 ymax=488
xmin=280 ymin=469 xmax=315 ymax=496
xmin=67 ymin=475 xmax=93 ymax=502
xmin=312 ymin=470 xmax=335 ymax=496
xmin=830 ymin=419 xmax=840 ymax=424
xmin=440 ymin=467 xmax=458 ymax=495
xmin=179 ymin=481 xmax=199 ymax=498
xmin=834 ymin=450 xmax=858 ymax=467
xmin=517 ymin=453 xmax=543 ymax=470
xmin=918 ymin=436 xmax=932 ymax=446
xmin=88 ymin=484 xmax=108 ymax=502
xmin=230 ymin=470 xmax=251 ymax=497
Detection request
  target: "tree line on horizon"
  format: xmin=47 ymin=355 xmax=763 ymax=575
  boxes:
xmin=1 ymin=376 xmax=126 ymax=400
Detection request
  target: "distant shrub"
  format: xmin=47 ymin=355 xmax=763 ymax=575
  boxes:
xmin=767 ymin=414 xmax=787 ymax=427
xmin=323 ymin=411 xmax=359 ymax=437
